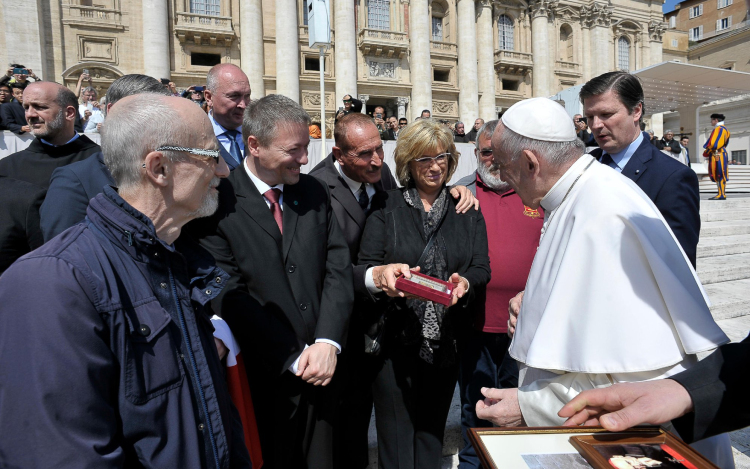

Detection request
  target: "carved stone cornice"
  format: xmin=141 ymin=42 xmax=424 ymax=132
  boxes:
xmin=529 ymin=0 xmax=557 ymax=20
xmin=580 ymin=2 xmax=613 ymax=28
xmin=551 ymin=4 xmax=580 ymax=22
xmin=396 ymin=96 xmax=410 ymax=106
xmin=648 ymin=20 xmax=667 ymax=41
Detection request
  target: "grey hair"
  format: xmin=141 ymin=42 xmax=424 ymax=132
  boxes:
xmin=101 ymin=95 xmax=189 ymax=192
xmin=243 ymin=94 xmax=311 ymax=147
xmin=104 ymin=74 xmax=170 ymax=115
xmin=498 ymin=125 xmax=585 ymax=168
xmin=82 ymin=86 xmax=96 ymax=95
xmin=456 ymin=121 xmax=464 ymax=126
xmin=474 ymin=120 xmax=499 ymax=150
xmin=664 ymin=129 xmax=673 ymax=134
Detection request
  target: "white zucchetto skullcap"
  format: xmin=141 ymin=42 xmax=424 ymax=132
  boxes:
xmin=501 ymin=97 xmax=577 ymax=142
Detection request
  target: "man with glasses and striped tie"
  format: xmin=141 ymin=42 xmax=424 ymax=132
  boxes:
xmin=204 ymin=63 xmax=252 ymax=170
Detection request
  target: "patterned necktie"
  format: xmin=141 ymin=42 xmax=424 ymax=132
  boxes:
xmin=357 ymin=183 xmax=369 ymax=212
xmin=599 ymin=152 xmax=617 ymax=169
xmin=264 ymin=188 xmax=283 ymax=235
xmin=223 ymin=130 xmax=243 ymax=166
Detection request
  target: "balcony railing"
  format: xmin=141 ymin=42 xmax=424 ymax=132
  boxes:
xmin=63 ymin=5 xmax=123 ymax=29
xmin=174 ymin=12 xmax=235 ymax=45
xmin=555 ymin=60 xmax=581 ymax=75
xmin=358 ymin=28 xmax=408 ymax=58
xmin=494 ymin=50 xmax=533 ymax=75
xmin=430 ymin=40 xmax=457 ymax=57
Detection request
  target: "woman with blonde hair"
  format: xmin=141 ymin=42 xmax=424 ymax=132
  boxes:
xmin=358 ymin=118 xmax=490 ymax=468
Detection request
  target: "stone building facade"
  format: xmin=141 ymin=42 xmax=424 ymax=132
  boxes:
xmin=1 ymin=0 xmax=665 ymax=126
xmin=664 ymin=0 xmax=747 ymax=42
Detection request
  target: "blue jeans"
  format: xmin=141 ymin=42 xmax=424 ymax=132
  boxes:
xmin=457 ymin=330 xmax=519 ymax=469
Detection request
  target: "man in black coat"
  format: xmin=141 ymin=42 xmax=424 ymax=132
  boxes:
xmin=0 ymin=84 xmax=29 ymax=135
xmin=658 ymin=129 xmax=682 ymax=157
xmin=580 ymin=72 xmax=700 ymax=267
xmin=0 ymin=177 xmax=45 ymax=274
xmin=188 ymin=94 xmax=354 ymax=469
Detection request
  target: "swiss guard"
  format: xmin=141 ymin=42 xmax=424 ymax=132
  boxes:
xmin=703 ymin=113 xmax=730 ymax=200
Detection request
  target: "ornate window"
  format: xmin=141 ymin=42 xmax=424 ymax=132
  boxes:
xmin=367 ymin=0 xmax=390 ymax=30
xmin=190 ymin=0 xmax=220 ymax=16
xmin=618 ymin=36 xmax=630 ymax=71
xmin=559 ymin=24 xmax=573 ymax=61
xmin=432 ymin=16 xmax=444 ymax=41
xmin=498 ymin=15 xmax=514 ymax=50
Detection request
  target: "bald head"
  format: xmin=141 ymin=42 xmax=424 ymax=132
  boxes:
xmin=205 ymin=63 xmax=251 ymax=130
xmin=23 ymin=82 xmax=78 ymax=145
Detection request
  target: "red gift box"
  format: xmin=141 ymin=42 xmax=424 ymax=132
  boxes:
xmin=395 ymin=271 xmax=454 ymax=307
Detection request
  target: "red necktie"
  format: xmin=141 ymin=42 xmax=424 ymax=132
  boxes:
xmin=264 ymin=188 xmax=283 ymax=234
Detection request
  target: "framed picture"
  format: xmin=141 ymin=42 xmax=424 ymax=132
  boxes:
xmin=570 ymin=428 xmax=719 ymax=469
xmin=468 ymin=426 xmax=712 ymax=469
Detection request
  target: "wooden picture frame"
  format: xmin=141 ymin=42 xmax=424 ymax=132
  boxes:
xmin=468 ymin=426 xmax=714 ymax=469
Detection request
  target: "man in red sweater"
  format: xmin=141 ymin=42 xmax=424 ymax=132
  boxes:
xmin=455 ymin=120 xmax=544 ymax=469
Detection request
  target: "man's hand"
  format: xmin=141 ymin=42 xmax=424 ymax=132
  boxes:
xmin=558 ymin=380 xmax=694 ymax=431
xmin=372 ymin=264 xmax=420 ymax=297
xmin=83 ymin=110 xmax=92 ymax=121
xmin=5 ymin=67 xmax=12 ymax=78
xmin=21 ymin=125 xmax=30 ymax=133
xmin=508 ymin=290 xmax=523 ymax=338
xmin=296 ymin=342 xmax=337 ymax=386
xmin=214 ymin=337 xmax=228 ymax=361
xmin=448 ymin=272 xmax=469 ymax=306
xmin=96 ymin=123 xmax=103 ymax=132
xmin=450 ymin=185 xmax=479 ymax=213
xmin=476 ymin=387 xmax=525 ymax=427
xmin=168 ymin=82 xmax=177 ymax=94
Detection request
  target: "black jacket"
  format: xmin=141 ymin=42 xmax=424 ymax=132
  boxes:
xmin=40 ymin=152 xmax=115 ymax=241
xmin=0 ymin=186 xmax=251 ymax=469
xmin=671 ymin=334 xmax=750 ymax=443
xmin=0 ymin=177 xmax=45 ymax=274
xmin=0 ymin=100 xmax=27 ymax=134
xmin=658 ymin=137 xmax=682 ymax=155
xmin=590 ymin=133 xmax=700 ymax=267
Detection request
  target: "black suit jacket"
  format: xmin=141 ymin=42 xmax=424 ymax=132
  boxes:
xmin=189 ymin=170 xmax=354 ymax=376
xmin=0 ymin=100 xmax=27 ymax=135
xmin=0 ymin=177 xmax=45 ymax=274
xmin=309 ymin=154 xmax=399 ymax=295
xmin=590 ymin=134 xmax=700 ymax=267
xmin=671 ymin=334 xmax=750 ymax=442
xmin=40 ymin=152 xmax=115 ymax=241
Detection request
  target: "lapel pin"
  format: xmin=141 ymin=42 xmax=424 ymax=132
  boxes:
xmin=635 ymin=170 xmax=640 ymax=174
xmin=294 ymin=200 xmax=298 ymax=205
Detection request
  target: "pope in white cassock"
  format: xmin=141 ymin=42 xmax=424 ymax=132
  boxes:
xmin=475 ymin=97 xmax=733 ymax=466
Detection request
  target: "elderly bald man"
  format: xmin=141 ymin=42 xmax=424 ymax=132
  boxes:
xmin=204 ymin=63 xmax=252 ymax=170
xmin=475 ymin=97 xmax=732 ymax=466
xmin=0 ymin=94 xmax=252 ymax=468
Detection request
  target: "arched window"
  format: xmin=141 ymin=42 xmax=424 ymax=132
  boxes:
xmin=618 ymin=36 xmax=630 ymax=71
xmin=432 ymin=3 xmax=445 ymax=41
xmin=559 ymin=24 xmax=573 ymax=61
xmin=498 ymin=15 xmax=514 ymax=50
xmin=367 ymin=0 xmax=391 ymax=31
xmin=190 ymin=0 xmax=220 ymax=16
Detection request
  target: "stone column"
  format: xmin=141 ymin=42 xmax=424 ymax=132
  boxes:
xmin=457 ymin=0 xmax=479 ymax=124
xmin=530 ymin=0 xmax=554 ymax=97
xmin=580 ymin=15 xmax=592 ymax=82
xmin=241 ymin=0 xmax=265 ymax=98
xmin=275 ymin=0 xmax=300 ymax=102
xmin=335 ymin=0 xmax=358 ymax=104
xmin=142 ymin=0 xmax=171 ymax=79
xmin=647 ymin=20 xmax=665 ymax=67
xmin=585 ymin=3 xmax=613 ymax=78
xmin=476 ymin=1 xmax=496 ymax=122
xmin=3 ymin=0 xmax=47 ymax=78
xmin=397 ymin=96 xmax=410 ymax=119
xmin=359 ymin=94 xmax=370 ymax=113
xmin=409 ymin=0 xmax=432 ymax=120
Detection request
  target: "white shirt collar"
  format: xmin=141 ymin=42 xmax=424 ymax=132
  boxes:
xmin=243 ymin=159 xmax=284 ymax=196
xmin=540 ymin=154 xmax=592 ymax=213
xmin=334 ymin=159 xmax=377 ymax=201
xmin=716 ymin=121 xmax=726 ymax=127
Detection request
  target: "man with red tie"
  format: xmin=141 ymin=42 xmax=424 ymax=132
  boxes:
xmin=188 ymin=94 xmax=354 ymax=469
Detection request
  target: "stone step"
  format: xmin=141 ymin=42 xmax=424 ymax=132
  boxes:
xmin=700 ymin=220 xmax=750 ymax=238
xmin=697 ymin=252 xmax=750 ymax=285
xmin=705 ymin=279 xmax=750 ymax=321
xmin=698 ymin=235 xmax=750 ymax=258
xmin=700 ymin=198 xmax=750 ymax=211
xmin=701 ymin=209 xmax=750 ymax=223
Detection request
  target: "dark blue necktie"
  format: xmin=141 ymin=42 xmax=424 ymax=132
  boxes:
xmin=599 ymin=152 xmax=616 ymax=169
xmin=223 ymin=130 xmax=243 ymax=166
xmin=358 ymin=184 xmax=369 ymax=212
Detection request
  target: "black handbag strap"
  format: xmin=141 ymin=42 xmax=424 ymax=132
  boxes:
xmin=416 ymin=210 xmax=447 ymax=268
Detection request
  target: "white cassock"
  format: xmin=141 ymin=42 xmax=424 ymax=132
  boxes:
xmin=509 ymin=154 xmax=732 ymax=466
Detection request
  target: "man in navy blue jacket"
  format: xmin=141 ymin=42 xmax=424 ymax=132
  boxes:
xmin=0 ymin=94 xmax=250 ymax=468
xmin=581 ymin=72 xmax=700 ymax=267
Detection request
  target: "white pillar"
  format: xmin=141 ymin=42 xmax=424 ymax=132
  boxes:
xmin=457 ymin=0 xmax=479 ymax=124
xmin=359 ymin=94 xmax=370 ymax=113
xmin=397 ymin=96 xmax=409 ymax=119
xmin=648 ymin=21 xmax=665 ymax=67
xmin=275 ymin=0 xmax=300 ymax=102
xmin=241 ymin=0 xmax=265 ymax=98
xmin=3 ymin=0 xmax=47 ymax=79
xmin=334 ymin=0 xmax=358 ymax=104
xmin=531 ymin=0 xmax=552 ymax=97
xmin=409 ymin=0 xmax=432 ymax=121
xmin=142 ymin=0 xmax=171 ymax=79
xmin=581 ymin=26 xmax=592 ymax=82
xmin=477 ymin=2 xmax=496 ymax=122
